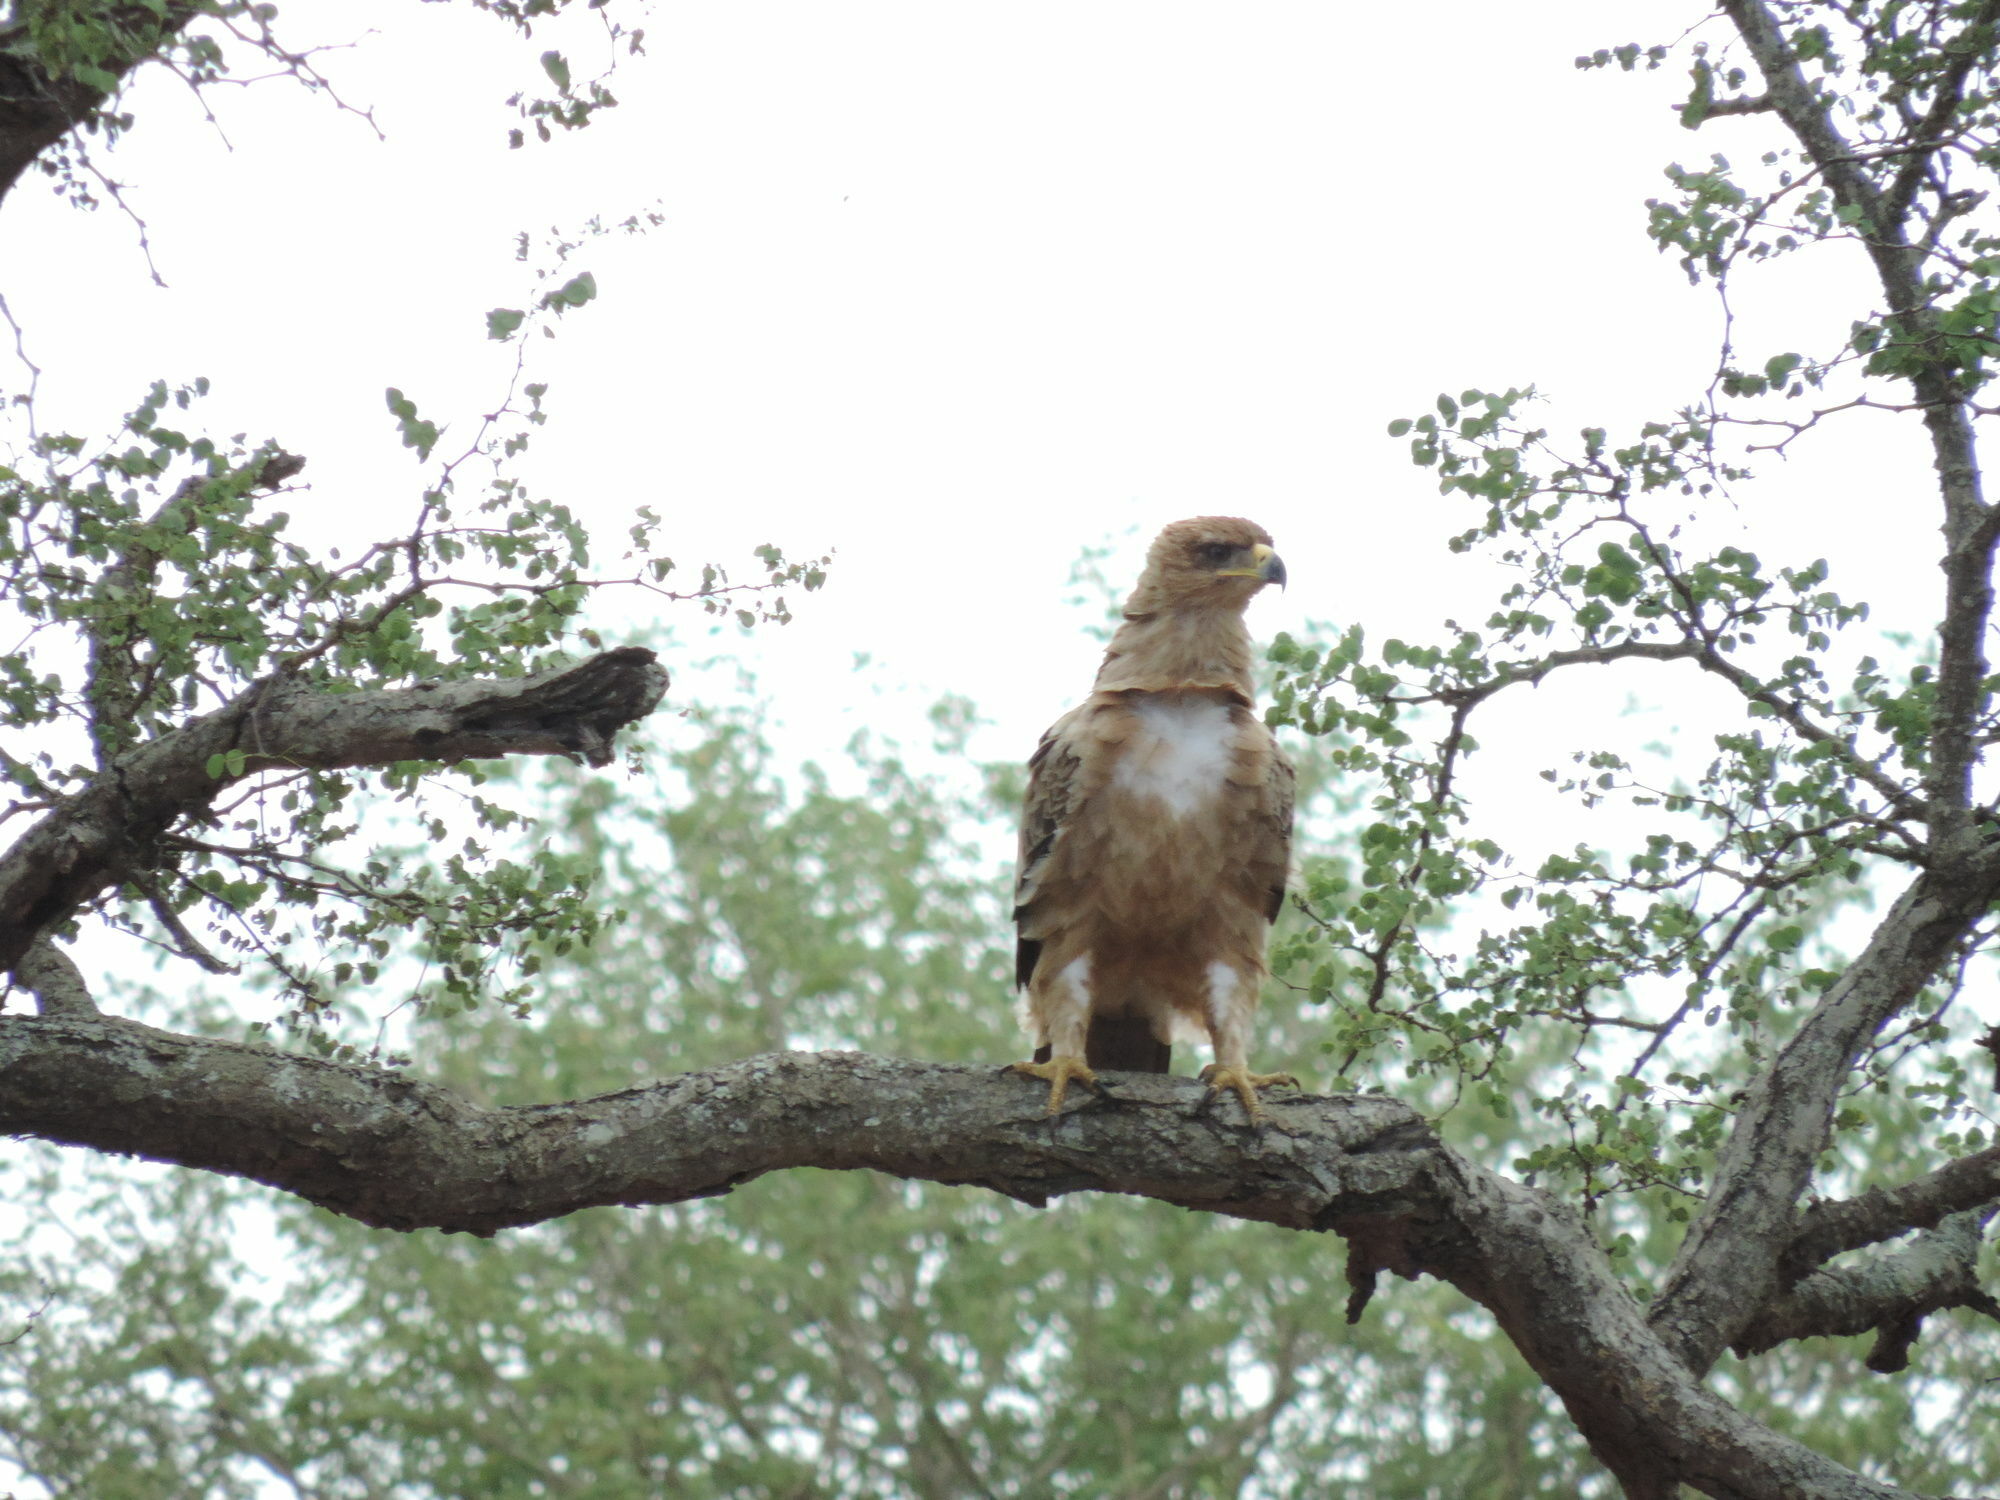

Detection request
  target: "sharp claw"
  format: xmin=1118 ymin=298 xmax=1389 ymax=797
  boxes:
xmin=1009 ymin=1056 xmax=1101 ymax=1115
xmin=1198 ymin=1065 xmax=1300 ymax=1122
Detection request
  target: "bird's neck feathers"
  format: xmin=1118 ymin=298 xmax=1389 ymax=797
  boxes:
xmin=1093 ymin=597 xmax=1258 ymax=701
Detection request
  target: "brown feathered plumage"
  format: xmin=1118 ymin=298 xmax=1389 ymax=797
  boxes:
xmin=1011 ymin=517 xmax=1297 ymax=1117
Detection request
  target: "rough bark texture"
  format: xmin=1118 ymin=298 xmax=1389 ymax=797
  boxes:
xmin=1648 ymin=859 xmax=2000 ymax=1376
xmin=0 ymin=648 xmax=669 ymax=973
xmin=0 ymin=1021 xmax=1433 ymax=1233
xmin=1735 ymin=1213 xmax=2000 ymax=1369
xmin=0 ymin=1015 xmax=1976 ymax=1500
xmin=1786 ymin=1147 xmax=2000 ymax=1273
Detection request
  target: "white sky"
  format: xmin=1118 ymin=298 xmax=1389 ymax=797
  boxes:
xmin=0 ymin=2 xmax=1951 ymax=949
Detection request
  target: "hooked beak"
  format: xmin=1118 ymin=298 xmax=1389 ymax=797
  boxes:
xmin=1221 ymin=542 xmax=1287 ymax=590
xmin=1254 ymin=543 xmax=1287 ymax=590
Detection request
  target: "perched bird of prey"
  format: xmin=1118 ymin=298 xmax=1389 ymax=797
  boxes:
xmin=1011 ymin=516 xmax=1296 ymax=1118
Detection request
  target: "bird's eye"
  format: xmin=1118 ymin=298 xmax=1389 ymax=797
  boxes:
xmin=1196 ymin=541 xmax=1237 ymax=566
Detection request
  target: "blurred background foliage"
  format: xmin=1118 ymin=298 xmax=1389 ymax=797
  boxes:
xmin=2 ymin=652 xmax=1991 ymax=1499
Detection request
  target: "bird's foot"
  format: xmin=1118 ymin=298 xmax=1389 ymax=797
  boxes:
xmin=1199 ymin=1064 xmax=1300 ymax=1122
xmin=1007 ymin=1055 xmax=1101 ymax=1115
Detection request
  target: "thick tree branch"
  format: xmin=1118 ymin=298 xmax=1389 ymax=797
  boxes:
xmin=1718 ymin=0 xmax=1888 ymax=229
xmin=0 ymin=647 xmax=668 ymax=973
xmin=1734 ymin=1212 xmax=2000 ymax=1369
xmin=1434 ymin=1171 xmax=1920 ymax=1500
xmin=1786 ymin=1146 xmax=2000 ymax=1275
xmin=0 ymin=1018 xmax=1433 ymax=1232
xmin=0 ymin=1015 xmax=1944 ymax=1499
xmin=1649 ymin=847 xmax=2000 ymax=1375
xmin=0 ymin=28 xmax=107 ymax=204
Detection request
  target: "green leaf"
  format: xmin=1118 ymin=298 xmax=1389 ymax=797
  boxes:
xmin=542 ymin=272 xmax=598 ymax=313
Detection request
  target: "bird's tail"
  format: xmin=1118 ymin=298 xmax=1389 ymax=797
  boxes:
xmin=1034 ymin=1016 xmax=1171 ymax=1073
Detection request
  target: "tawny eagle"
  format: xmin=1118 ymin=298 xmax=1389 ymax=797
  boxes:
xmin=1011 ymin=516 xmax=1296 ymax=1117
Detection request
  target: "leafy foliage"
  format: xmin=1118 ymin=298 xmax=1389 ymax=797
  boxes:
xmin=0 ymin=206 xmax=824 ymax=1042
xmin=13 ymin=0 xmax=648 ymax=213
xmin=0 ymin=711 xmax=1587 ymax=1499
xmin=1268 ymin=2 xmax=2000 ymax=1227
xmin=8 ymin=706 xmax=1997 ymax=1496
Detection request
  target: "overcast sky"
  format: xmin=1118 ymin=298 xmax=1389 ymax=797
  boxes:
xmin=0 ymin=0 xmax=1938 ymax=866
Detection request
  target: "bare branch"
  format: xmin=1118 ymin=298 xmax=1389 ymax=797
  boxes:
xmin=0 ymin=1014 xmax=1927 ymax=1499
xmin=1734 ymin=1212 xmax=2000 ymax=1367
xmin=1786 ymin=1146 xmax=2000 ymax=1274
xmin=1618 ymin=895 xmax=1770 ymax=1087
xmin=0 ymin=646 xmax=669 ymax=974
xmin=1700 ymin=93 xmax=1774 ymax=119
xmin=0 ymin=1287 xmax=50 ymax=1348
xmin=1397 ymin=640 xmax=1705 ymax=709
xmin=11 ymin=936 xmax=94 ymax=1017
xmin=132 ymin=867 xmax=237 ymax=975
xmin=1409 ymin=634 xmax=1926 ymax=826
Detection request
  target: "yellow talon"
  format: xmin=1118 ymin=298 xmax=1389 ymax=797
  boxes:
xmin=1008 ymin=1055 xmax=1101 ymax=1115
xmin=1199 ymin=1064 xmax=1300 ymax=1121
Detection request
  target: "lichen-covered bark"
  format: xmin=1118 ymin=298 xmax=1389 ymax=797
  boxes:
xmin=0 ymin=1020 xmax=1433 ymax=1232
xmin=1649 ymin=858 xmax=2000 ymax=1376
xmin=1735 ymin=1212 xmax=2000 ymax=1371
xmin=1786 ymin=1146 xmax=2000 ymax=1273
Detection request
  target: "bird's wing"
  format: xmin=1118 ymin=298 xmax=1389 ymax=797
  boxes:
xmin=1014 ymin=707 xmax=1086 ymax=988
xmin=1257 ymin=733 xmax=1296 ymax=924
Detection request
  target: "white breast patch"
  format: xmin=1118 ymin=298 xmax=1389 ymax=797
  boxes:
xmin=1113 ymin=697 xmax=1235 ymax=818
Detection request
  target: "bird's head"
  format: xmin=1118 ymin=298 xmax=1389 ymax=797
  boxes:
xmin=1134 ymin=516 xmax=1286 ymax=613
